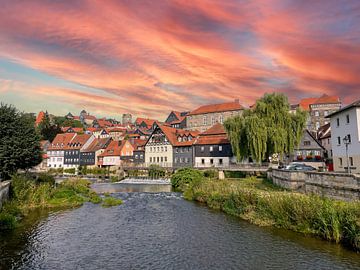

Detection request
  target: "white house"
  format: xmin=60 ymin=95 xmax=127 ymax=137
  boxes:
xmin=328 ymin=100 xmax=360 ymax=173
xmin=47 ymin=133 xmax=76 ymax=168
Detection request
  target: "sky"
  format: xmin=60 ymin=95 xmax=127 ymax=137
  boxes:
xmin=0 ymin=0 xmax=359 ymax=120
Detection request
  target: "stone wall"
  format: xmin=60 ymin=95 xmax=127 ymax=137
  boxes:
xmin=269 ymin=169 xmax=360 ymax=201
xmin=0 ymin=181 xmax=11 ymax=209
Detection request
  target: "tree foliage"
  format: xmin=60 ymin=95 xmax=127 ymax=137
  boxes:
xmin=0 ymin=104 xmax=42 ymax=179
xmin=37 ymin=113 xmax=62 ymax=142
xmin=224 ymin=93 xmax=307 ymax=163
xmin=54 ymin=116 xmax=83 ymax=128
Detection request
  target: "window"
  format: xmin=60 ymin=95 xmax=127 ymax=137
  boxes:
xmin=201 ymin=159 xmax=205 ymax=164
xmin=161 ymin=146 xmax=163 ymax=152
xmin=303 ymin=141 xmax=311 ymax=146
xmin=336 ymin=118 xmax=340 ymax=127
xmin=164 ymin=157 xmax=167 ymax=162
xmin=180 ymin=158 xmax=183 ymax=163
xmin=324 ymin=110 xmax=329 ymax=116
xmin=210 ymin=146 xmax=213 ymax=152
xmin=165 ymin=146 xmax=167 ymax=152
xmin=201 ymin=146 xmax=204 ymax=152
xmin=175 ymin=157 xmax=178 ymax=163
xmin=150 ymin=157 xmax=152 ymax=162
xmin=314 ymin=111 xmax=319 ymax=117
xmin=157 ymin=147 xmax=160 ymax=152
xmin=219 ymin=145 xmax=222 ymax=152
xmin=203 ymin=115 xmax=207 ymax=126
xmin=346 ymin=114 xmax=350 ymax=124
xmin=339 ymin=158 xmax=343 ymax=166
xmin=140 ymin=154 xmax=143 ymax=159
xmin=219 ymin=159 xmax=223 ymax=165
xmin=348 ymin=134 xmax=352 ymax=143
xmin=157 ymin=157 xmax=159 ymax=162
xmin=315 ymin=122 xmax=320 ymax=130
xmin=161 ymin=157 xmax=163 ymax=162
xmin=210 ymin=159 xmax=214 ymax=165
xmin=337 ymin=137 xmax=341 ymax=145
xmin=219 ymin=114 xmax=224 ymax=124
xmin=211 ymin=116 xmax=216 ymax=125
xmin=350 ymin=157 xmax=354 ymax=166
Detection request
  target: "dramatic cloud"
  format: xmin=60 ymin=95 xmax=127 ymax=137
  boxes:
xmin=0 ymin=0 xmax=359 ymax=119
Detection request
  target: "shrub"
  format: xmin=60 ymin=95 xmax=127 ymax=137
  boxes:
xmin=171 ymin=168 xmax=204 ymax=191
xmin=148 ymin=165 xmax=165 ymax=179
xmin=102 ymin=196 xmax=123 ymax=208
xmin=36 ymin=172 xmax=55 ymax=185
xmin=110 ymin=176 xmax=118 ymax=183
xmin=64 ymin=168 xmax=76 ymax=174
xmin=203 ymin=169 xmax=218 ymax=179
xmin=0 ymin=212 xmax=16 ymax=230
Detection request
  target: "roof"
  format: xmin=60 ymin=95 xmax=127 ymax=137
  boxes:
xmin=35 ymin=111 xmax=46 ymax=125
xmin=86 ymin=127 xmax=100 ymax=133
xmin=166 ymin=111 xmax=188 ymax=125
xmin=135 ymin=117 xmax=157 ymax=127
xmin=81 ymin=137 xmax=111 ymax=152
xmin=98 ymin=140 xmax=132 ymax=157
xmin=299 ymin=94 xmax=340 ymax=111
xmin=194 ymin=123 xmax=230 ymax=145
xmin=130 ymin=139 xmax=147 ymax=150
xmin=83 ymin=115 xmax=97 ymax=120
xmin=48 ymin=133 xmax=76 ymax=150
xmin=146 ymin=125 xmax=199 ymax=147
xmin=188 ymin=100 xmax=243 ymax=116
xmin=96 ymin=118 xmax=113 ymax=127
xmin=40 ymin=140 xmax=50 ymax=150
xmin=317 ymin=123 xmax=331 ymax=139
xmin=65 ymin=134 xmax=92 ymax=150
xmin=61 ymin=127 xmax=84 ymax=133
xmin=304 ymin=129 xmax=326 ymax=150
xmin=326 ymin=99 xmax=360 ymax=118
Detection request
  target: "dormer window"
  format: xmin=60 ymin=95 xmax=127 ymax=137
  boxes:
xmin=178 ymin=137 xmax=182 ymax=142
xmin=183 ymin=136 xmax=187 ymax=141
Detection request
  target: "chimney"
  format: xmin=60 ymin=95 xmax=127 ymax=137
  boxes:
xmin=234 ymin=98 xmax=239 ymax=104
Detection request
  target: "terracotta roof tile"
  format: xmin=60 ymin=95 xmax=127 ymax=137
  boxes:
xmin=188 ymin=101 xmax=243 ymax=115
xmin=194 ymin=123 xmax=230 ymax=145
xmin=151 ymin=125 xmax=199 ymax=147
xmin=65 ymin=134 xmax=92 ymax=150
xmin=98 ymin=140 xmax=133 ymax=157
xmin=299 ymin=94 xmax=340 ymax=111
xmin=48 ymin=133 xmax=76 ymax=150
xmin=35 ymin=111 xmax=46 ymax=125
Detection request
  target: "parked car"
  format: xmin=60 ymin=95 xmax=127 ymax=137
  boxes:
xmin=284 ymin=163 xmax=317 ymax=171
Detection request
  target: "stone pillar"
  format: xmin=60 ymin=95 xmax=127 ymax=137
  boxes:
xmin=218 ymin=170 xmax=225 ymax=180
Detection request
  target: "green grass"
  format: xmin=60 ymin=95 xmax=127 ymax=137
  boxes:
xmin=101 ymin=196 xmax=123 ymax=208
xmin=182 ymin=176 xmax=360 ymax=252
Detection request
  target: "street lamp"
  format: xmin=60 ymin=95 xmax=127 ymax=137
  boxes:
xmin=343 ymin=135 xmax=351 ymax=174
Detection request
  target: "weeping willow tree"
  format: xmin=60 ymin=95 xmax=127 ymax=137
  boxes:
xmin=224 ymin=93 xmax=307 ymax=163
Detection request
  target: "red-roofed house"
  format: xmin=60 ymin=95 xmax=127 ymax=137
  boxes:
xmin=144 ymin=124 xmax=199 ymax=167
xmin=193 ymin=123 xmax=234 ymax=167
xmin=164 ymin=111 xmax=189 ymax=129
xmin=135 ymin=117 xmax=158 ymax=130
xmin=294 ymin=94 xmax=341 ymax=131
xmin=63 ymin=134 xmax=94 ymax=168
xmin=97 ymin=140 xmax=134 ymax=167
xmin=186 ymin=99 xmax=244 ymax=132
xmin=80 ymin=137 xmax=112 ymax=167
xmin=47 ymin=133 xmax=77 ymax=168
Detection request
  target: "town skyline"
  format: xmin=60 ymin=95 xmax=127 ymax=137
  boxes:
xmin=1 ymin=1 xmax=360 ymax=119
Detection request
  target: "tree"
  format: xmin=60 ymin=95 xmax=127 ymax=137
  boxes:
xmin=0 ymin=103 xmax=42 ymax=179
xmin=54 ymin=116 xmax=83 ymax=128
xmin=224 ymin=93 xmax=307 ymax=163
xmin=37 ymin=113 xmax=62 ymax=142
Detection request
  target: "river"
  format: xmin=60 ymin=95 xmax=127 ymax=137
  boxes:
xmin=1 ymin=184 xmax=360 ymax=269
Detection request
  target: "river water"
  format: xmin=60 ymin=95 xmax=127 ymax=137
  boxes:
xmin=1 ymin=184 xmax=360 ymax=270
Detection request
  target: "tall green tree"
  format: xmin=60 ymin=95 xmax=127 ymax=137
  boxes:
xmin=54 ymin=116 xmax=83 ymax=128
xmin=37 ymin=113 xmax=62 ymax=142
xmin=224 ymin=93 xmax=307 ymax=163
xmin=0 ymin=103 xmax=42 ymax=180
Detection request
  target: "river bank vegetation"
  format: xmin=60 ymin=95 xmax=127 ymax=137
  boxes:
xmin=172 ymin=168 xmax=360 ymax=252
xmin=0 ymin=174 xmax=122 ymax=231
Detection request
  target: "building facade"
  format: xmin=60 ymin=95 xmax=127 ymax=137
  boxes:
xmin=293 ymin=130 xmax=325 ymax=162
xmin=98 ymin=140 xmax=134 ymax=167
xmin=328 ymin=101 xmax=360 ymax=173
xmin=165 ymin=111 xmax=188 ymax=129
xmin=122 ymin=113 xmax=132 ymax=125
xmin=193 ymin=123 xmax=233 ymax=167
xmin=186 ymin=99 xmax=243 ymax=132
xmin=64 ymin=134 xmax=94 ymax=168
xmin=47 ymin=133 xmax=76 ymax=168
xmin=80 ymin=137 xmax=112 ymax=167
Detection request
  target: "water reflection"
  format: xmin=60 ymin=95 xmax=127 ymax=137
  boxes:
xmin=1 ymin=192 xmax=360 ymax=270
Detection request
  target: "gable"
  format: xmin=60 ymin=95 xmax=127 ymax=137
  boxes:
xmin=165 ymin=112 xmax=178 ymax=123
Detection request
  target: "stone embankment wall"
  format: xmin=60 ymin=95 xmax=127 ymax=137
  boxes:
xmin=268 ymin=169 xmax=360 ymax=201
xmin=0 ymin=181 xmax=11 ymax=209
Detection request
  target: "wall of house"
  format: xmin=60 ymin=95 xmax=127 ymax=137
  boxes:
xmin=293 ymin=131 xmax=324 ymax=161
xmin=145 ymin=144 xmax=173 ymax=166
xmin=103 ymin=156 xmax=121 ymax=166
xmin=0 ymin=181 xmax=11 ymax=209
xmin=268 ymin=169 xmax=360 ymax=201
xmin=194 ymin=144 xmax=232 ymax=167
xmin=194 ymin=157 xmax=230 ymax=167
xmin=309 ymin=103 xmax=341 ymax=131
xmin=173 ymin=146 xmax=193 ymax=167
xmin=47 ymin=150 xmax=64 ymax=168
xmin=186 ymin=110 xmax=242 ymax=132
xmin=80 ymin=152 xmax=96 ymax=166
xmin=64 ymin=150 xmax=80 ymax=168
xmin=133 ymin=150 xmax=145 ymax=163
xmin=331 ymin=107 xmax=360 ymax=173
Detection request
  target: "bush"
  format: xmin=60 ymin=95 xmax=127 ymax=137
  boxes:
xmin=64 ymin=168 xmax=76 ymax=174
xmin=0 ymin=212 xmax=16 ymax=230
xmin=171 ymin=168 xmax=204 ymax=191
xmin=36 ymin=172 xmax=55 ymax=185
xmin=203 ymin=169 xmax=218 ymax=179
xmin=148 ymin=165 xmax=165 ymax=179
xmin=224 ymin=171 xmax=247 ymax=179
xmin=101 ymin=196 xmax=123 ymax=208
xmin=110 ymin=176 xmax=118 ymax=183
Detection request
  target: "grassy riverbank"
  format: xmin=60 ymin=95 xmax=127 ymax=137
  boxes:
xmin=172 ymin=169 xmax=360 ymax=252
xmin=0 ymin=174 xmax=122 ymax=231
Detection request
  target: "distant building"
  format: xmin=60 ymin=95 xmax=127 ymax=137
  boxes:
xmin=65 ymin=112 xmax=74 ymax=120
xmin=36 ymin=140 xmax=51 ymax=170
xmin=132 ymin=139 xmax=147 ymax=164
xmin=293 ymin=130 xmax=325 ymax=163
xmin=327 ymin=100 xmax=360 ymax=173
xmin=135 ymin=117 xmax=158 ymax=130
xmin=122 ymin=113 xmax=132 ymax=125
xmin=80 ymin=137 xmax=112 ymax=167
xmin=293 ymin=94 xmax=341 ymax=132
xmin=63 ymin=134 xmax=94 ymax=168
xmin=193 ymin=123 xmax=233 ymax=167
xmin=317 ymin=123 xmax=332 ymax=158
xmin=164 ymin=111 xmax=188 ymax=129
xmin=186 ymin=99 xmax=244 ymax=132
xmin=97 ymin=140 xmax=134 ymax=167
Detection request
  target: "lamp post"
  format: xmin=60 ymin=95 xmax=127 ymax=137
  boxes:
xmin=343 ymin=135 xmax=351 ymax=174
